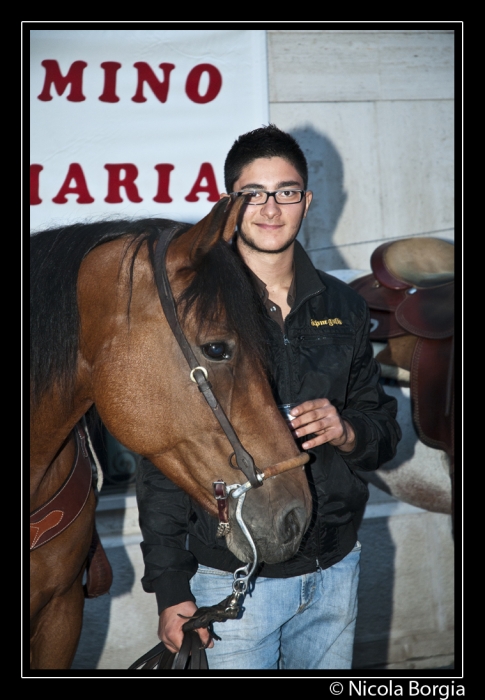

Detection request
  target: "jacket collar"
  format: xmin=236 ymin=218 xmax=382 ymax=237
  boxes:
xmin=292 ymin=240 xmax=326 ymax=310
xmin=231 ymin=236 xmax=326 ymax=312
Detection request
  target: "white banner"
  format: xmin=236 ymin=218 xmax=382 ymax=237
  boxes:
xmin=30 ymin=29 xmax=269 ymax=232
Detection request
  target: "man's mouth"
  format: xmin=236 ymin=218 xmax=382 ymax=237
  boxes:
xmin=255 ymin=223 xmax=284 ymax=230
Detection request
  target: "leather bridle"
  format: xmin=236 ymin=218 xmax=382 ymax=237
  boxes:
xmin=152 ymin=214 xmax=309 ymax=604
xmin=153 ymin=220 xmax=309 ymax=498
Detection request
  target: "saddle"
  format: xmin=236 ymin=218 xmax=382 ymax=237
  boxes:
xmin=349 ymin=237 xmax=454 ymax=460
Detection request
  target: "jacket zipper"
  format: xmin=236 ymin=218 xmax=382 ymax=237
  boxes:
xmin=281 ymin=331 xmax=293 ymax=399
xmin=287 ymin=286 xmax=325 ymax=320
xmin=285 ymin=288 xmax=326 ymax=569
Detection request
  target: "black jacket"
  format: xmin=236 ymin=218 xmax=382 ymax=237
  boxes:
xmin=136 ymin=241 xmax=401 ymax=613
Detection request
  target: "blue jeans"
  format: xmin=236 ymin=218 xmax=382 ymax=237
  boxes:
xmin=190 ymin=541 xmax=361 ymax=670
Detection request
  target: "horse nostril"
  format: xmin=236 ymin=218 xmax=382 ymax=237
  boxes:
xmin=281 ymin=508 xmax=300 ymax=544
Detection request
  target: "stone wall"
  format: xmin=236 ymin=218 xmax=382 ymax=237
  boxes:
xmin=267 ymin=29 xmax=454 ymax=271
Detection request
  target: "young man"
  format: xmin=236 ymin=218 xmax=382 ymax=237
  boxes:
xmin=136 ymin=125 xmax=401 ymax=669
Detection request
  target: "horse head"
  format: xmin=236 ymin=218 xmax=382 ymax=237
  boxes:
xmin=74 ymin=196 xmax=312 ymax=565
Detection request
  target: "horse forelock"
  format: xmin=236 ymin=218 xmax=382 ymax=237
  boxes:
xmin=175 ymin=240 xmax=269 ymax=370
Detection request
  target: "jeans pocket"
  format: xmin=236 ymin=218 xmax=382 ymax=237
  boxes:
xmin=351 ymin=540 xmax=362 ymax=552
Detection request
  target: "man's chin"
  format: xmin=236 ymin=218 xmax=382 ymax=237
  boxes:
xmin=238 ymin=232 xmax=297 ymax=255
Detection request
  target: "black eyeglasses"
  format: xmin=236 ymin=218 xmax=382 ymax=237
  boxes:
xmin=232 ymin=189 xmax=306 ymax=205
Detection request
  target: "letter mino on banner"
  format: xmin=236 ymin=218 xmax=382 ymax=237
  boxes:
xmin=37 ymin=60 xmax=223 ymax=104
xmin=30 ymin=29 xmax=270 ymax=230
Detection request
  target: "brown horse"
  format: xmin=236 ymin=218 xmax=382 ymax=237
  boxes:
xmin=30 ymin=196 xmax=312 ymax=669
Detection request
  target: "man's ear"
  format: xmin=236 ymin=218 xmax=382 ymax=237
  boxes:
xmin=303 ymin=190 xmax=313 ymax=218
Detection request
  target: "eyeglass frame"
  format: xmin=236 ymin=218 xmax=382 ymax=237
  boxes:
xmin=231 ymin=189 xmax=307 ymax=205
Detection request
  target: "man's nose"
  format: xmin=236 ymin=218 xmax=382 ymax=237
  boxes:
xmin=260 ymin=194 xmax=281 ymax=216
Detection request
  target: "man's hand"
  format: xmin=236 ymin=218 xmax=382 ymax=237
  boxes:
xmin=158 ymin=601 xmax=214 ymax=653
xmin=289 ymin=398 xmax=356 ymax=452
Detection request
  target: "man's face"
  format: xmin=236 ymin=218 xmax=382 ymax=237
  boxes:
xmin=230 ymin=157 xmax=312 ymax=255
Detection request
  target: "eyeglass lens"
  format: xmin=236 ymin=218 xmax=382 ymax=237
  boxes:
xmin=239 ymin=190 xmax=304 ymax=205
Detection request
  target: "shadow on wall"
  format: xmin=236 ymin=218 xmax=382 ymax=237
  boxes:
xmin=289 ymin=126 xmax=349 ymax=270
xmin=352 ymin=510 xmax=398 ymax=670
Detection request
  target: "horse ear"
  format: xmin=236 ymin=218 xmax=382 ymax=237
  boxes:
xmin=167 ymin=194 xmax=245 ymax=267
xmin=219 ymin=194 xmax=244 ymax=243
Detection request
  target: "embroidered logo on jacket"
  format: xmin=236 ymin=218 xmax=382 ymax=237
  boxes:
xmin=311 ymin=318 xmax=343 ymax=327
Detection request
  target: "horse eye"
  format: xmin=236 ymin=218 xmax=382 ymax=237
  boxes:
xmin=202 ymin=342 xmax=231 ymax=361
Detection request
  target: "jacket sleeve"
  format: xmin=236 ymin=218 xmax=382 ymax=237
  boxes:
xmin=339 ymin=301 xmax=402 ymax=471
xmin=135 ymin=457 xmax=198 ymax=614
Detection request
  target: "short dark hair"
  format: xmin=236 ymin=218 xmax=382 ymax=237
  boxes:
xmin=224 ymin=124 xmax=309 ymax=193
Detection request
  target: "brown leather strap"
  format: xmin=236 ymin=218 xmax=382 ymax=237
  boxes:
xmin=128 ymin=632 xmax=209 ymax=670
xmin=410 ymin=336 xmax=454 ymax=455
xmin=30 ymin=424 xmax=92 ymax=550
xmin=213 ymin=480 xmax=229 ymax=524
xmin=173 ymin=630 xmax=209 ymax=670
xmin=128 ymin=641 xmax=174 ymax=670
xmin=153 ymin=221 xmax=262 ymax=489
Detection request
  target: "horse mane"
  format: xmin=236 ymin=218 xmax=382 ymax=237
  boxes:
xmin=30 ymin=217 xmax=268 ymax=410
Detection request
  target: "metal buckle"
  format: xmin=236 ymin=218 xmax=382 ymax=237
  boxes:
xmin=213 ymin=480 xmax=230 ymax=537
